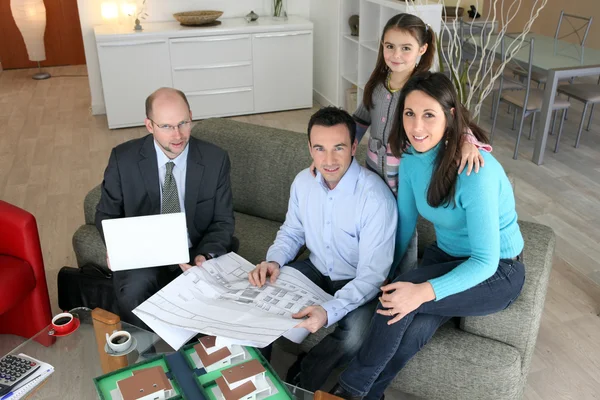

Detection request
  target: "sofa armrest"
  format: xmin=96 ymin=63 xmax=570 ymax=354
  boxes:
xmin=72 ymin=224 xmax=108 ymax=270
xmin=84 ymin=185 xmax=102 ymax=225
xmin=460 ymin=220 xmax=555 ymax=377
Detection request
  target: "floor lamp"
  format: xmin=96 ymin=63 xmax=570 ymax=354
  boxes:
xmin=10 ymin=0 xmax=51 ymax=80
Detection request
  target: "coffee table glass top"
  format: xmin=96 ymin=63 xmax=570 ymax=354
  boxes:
xmin=5 ymin=308 xmax=315 ymax=399
xmin=5 ymin=308 xmax=169 ymax=399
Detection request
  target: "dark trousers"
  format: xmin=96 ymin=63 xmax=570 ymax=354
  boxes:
xmin=112 ymin=265 xmax=182 ymax=329
xmin=288 ymin=258 xmax=377 ymax=392
xmin=338 ymin=244 xmax=525 ymax=400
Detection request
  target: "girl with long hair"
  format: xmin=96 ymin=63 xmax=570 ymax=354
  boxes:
xmin=331 ymin=72 xmax=525 ymax=400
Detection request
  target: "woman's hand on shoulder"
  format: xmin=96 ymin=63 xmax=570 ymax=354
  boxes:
xmin=457 ymin=142 xmax=484 ymax=176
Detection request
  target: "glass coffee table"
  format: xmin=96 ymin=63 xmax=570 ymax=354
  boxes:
xmin=3 ymin=308 xmax=316 ymax=400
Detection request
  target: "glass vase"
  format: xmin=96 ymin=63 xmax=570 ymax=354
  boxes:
xmin=273 ymin=0 xmax=287 ymax=20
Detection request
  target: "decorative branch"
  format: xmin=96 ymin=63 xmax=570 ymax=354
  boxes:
xmin=405 ymin=0 xmax=548 ymax=118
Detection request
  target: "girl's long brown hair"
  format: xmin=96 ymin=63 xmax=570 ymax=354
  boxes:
xmin=389 ymin=72 xmax=489 ymax=208
xmin=363 ymin=13 xmax=436 ymax=110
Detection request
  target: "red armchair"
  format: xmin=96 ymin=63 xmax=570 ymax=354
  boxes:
xmin=0 ymin=200 xmax=52 ymax=338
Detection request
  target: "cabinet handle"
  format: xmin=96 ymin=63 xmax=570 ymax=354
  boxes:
xmin=187 ymin=87 xmax=253 ymax=96
xmin=171 ymin=35 xmax=250 ymax=43
xmin=173 ymin=62 xmax=251 ymax=71
xmin=98 ymin=40 xmax=167 ymax=47
xmin=254 ymin=31 xmax=312 ymax=38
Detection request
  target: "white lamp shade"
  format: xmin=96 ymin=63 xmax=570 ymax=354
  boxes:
xmin=10 ymin=0 xmax=47 ymax=62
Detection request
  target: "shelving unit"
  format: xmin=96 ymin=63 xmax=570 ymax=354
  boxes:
xmin=336 ymin=0 xmax=443 ymax=110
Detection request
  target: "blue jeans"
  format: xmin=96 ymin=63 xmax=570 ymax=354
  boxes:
xmin=288 ymin=258 xmax=377 ymax=391
xmin=338 ymin=244 xmax=525 ymax=400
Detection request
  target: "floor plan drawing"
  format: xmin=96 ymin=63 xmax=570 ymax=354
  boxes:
xmin=133 ymin=253 xmax=333 ymax=349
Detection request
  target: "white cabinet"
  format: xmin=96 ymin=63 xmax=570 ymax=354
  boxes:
xmin=96 ymin=39 xmax=172 ymax=128
xmin=252 ymin=31 xmax=313 ymax=112
xmin=94 ymin=17 xmax=313 ymax=129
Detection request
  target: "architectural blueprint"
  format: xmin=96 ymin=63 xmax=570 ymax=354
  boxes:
xmin=133 ymin=253 xmax=333 ymax=349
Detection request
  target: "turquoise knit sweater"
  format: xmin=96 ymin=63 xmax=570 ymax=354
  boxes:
xmin=395 ymin=142 xmax=524 ymax=300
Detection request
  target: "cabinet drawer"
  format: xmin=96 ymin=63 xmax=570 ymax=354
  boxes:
xmin=170 ymin=35 xmax=251 ymax=67
xmin=188 ymin=88 xmax=254 ymax=118
xmin=173 ymin=62 xmax=253 ymax=92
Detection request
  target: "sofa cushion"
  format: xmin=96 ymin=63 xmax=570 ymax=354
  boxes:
xmin=234 ymin=212 xmax=282 ymax=265
xmin=300 ymin=323 xmax=522 ymax=400
xmin=192 ymin=119 xmax=312 ymax=223
xmin=394 ymin=324 xmax=522 ymax=400
xmin=459 ymin=220 xmax=555 ymax=378
xmin=0 ymin=255 xmax=36 ymax=314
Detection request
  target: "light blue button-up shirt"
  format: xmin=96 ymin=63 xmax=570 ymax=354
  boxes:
xmin=266 ymin=159 xmax=397 ymax=326
xmin=154 ymin=140 xmax=191 ymax=247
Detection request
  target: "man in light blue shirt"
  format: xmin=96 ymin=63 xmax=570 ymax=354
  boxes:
xmin=248 ymin=107 xmax=397 ymax=391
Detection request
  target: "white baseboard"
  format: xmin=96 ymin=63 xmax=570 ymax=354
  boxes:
xmin=313 ymin=89 xmax=336 ymax=108
xmin=91 ymin=103 xmax=106 ymax=115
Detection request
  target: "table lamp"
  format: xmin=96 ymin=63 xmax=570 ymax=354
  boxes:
xmin=10 ymin=0 xmax=51 ymax=80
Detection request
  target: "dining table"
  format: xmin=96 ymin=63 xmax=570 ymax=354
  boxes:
xmin=476 ymin=33 xmax=600 ymax=164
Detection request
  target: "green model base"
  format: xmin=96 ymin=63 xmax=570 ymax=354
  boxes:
xmin=93 ymin=355 xmax=184 ymax=400
xmin=181 ymin=344 xmax=292 ymax=400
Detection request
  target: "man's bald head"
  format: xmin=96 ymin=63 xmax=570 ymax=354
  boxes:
xmin=145 ymin=87 xmax=190 ymax=119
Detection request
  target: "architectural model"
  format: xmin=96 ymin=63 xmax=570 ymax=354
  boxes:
xmin=214 ymin=359 xmax=272 ymax=400
xmin=193 ymin=336 xmax=247 ymax=372
xmin=113 ymin=366 xmax=176 ymax=400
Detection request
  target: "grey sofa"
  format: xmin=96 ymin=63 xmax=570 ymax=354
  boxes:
xmin=72 ymin=118 xmax=555 ymax=400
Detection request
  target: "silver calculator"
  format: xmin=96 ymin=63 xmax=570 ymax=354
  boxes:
xmin=0 ymin=355 xmax=41 ymax=396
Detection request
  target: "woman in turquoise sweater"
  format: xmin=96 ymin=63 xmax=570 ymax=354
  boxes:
xmin=331 ymin=72 xmax=525 ymax=400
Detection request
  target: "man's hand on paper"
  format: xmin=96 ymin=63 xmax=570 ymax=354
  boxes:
xmin=293 ymin=305 xmax=327 ymax=333
xmin=248 ymin=261 xmax=280 ymax=287
xmin=179 ymin=255 xmax=207 ymax=272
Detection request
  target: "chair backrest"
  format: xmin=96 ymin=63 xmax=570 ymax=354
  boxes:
xmin=555 ymin=11 xmax=593 ymax=47
xmin=499 ymin=34 xmax=534 ymax=99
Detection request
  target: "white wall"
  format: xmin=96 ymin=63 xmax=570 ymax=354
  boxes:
xmin=77 ymin=0 xmax=310 ymax=115
xmin=310 ymin=0 xmax=339 ymax=107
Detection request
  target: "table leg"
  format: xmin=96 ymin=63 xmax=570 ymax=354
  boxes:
xmin=532 ymin=70 xmax=557 ymax=165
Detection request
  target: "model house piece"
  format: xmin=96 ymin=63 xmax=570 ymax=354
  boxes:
xmin=215 ymin=359 xmax=272 ymax=400
xmin=194 ymin=336 xmax=246 ymax=372
xmin=115 ymin=366 xmax=176 ymax=400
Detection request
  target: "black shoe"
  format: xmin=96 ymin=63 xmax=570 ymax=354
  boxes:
xmin=286 ymin=352 xmax=307 ymax=384
xmin=330 ymin=383 xmax=363 ymax=400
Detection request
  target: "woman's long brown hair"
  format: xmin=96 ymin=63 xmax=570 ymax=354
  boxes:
xmin=389 ymin=72 xmax=489 ymax=208
xmin=363 ymin=13 xmax=437 ymax=110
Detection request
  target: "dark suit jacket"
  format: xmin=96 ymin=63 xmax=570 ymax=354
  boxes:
xmin=95 ymin=134 xmax=235 ymax=260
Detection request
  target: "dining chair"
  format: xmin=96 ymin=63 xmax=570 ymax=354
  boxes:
xmin=514 ymin=11 xmax=593 ymax=87
xmin=554 ymin=75 xmax=600 ymax=151
xmin=490 ymin=35 xmax=571 ymax=159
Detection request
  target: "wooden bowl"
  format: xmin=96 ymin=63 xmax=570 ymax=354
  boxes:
xmin=173 ymin=10 xmax=223 ymax=26
xmin=444 ymin=6 xmax=465 ymax=18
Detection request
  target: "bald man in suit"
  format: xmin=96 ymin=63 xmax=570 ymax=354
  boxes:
xmin=96 ymin=88 xmax=235 ymax=327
